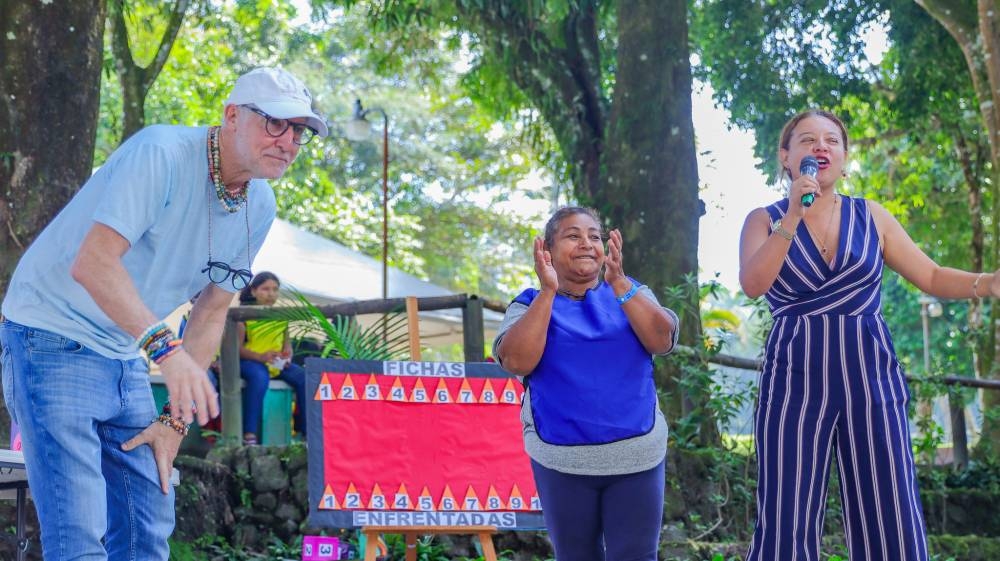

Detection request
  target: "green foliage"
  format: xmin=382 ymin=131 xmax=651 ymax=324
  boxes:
xmin=692 ymin=0 xmax=994 ymax=293
xmin=692 ymin=0 xmax=885 ymax=180
xmin=260 ymin=288 xmax=412 ymax=360
xmin=167 ymin=538 xmax=199 ymax=561
xmin=662 ymin=276 xmax=726 ymax=447
xmin=378 ymin=533 xmax=452 ymax=561
xmin=98 ymin=0 xmax=546 ymax=303
xmin=696 ymin=0 xmax=995 ymax=463
xmin=99 ymin=1 xmax=299 ymax=156
xmin=274 ymin=6 xmax=549 ymax=301
xmin=239 ymin=487 xmax=252 ymax=509
xmin=170 ymin=533 xmax=305 ymax=560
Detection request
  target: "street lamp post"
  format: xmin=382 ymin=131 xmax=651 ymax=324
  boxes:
xmin=919 ymin=294 xmax=968 ymax=467
xmin=346 ymin=98 xmax=390 ymax=300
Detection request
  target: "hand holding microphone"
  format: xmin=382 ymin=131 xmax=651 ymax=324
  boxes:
xmin=799 ymin=155 xmax=819 ymax=207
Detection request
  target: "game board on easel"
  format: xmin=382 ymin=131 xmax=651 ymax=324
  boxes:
xmin=305 ymin=358 xmax=544 ymax=531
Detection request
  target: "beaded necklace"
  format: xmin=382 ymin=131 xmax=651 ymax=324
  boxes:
xmin=207 ymin=126 xmax=249 ymax=213
xmin=557 ymin=281 xmax=600 ymax=300
xmin=206 ymin=182 xmax=252 ymax=276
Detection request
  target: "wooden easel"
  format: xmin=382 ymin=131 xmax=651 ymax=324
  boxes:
xmin=360 ymin=298 xmax=499 ymax=561
xmin=362 ymin=525 xmax=498 ymax=561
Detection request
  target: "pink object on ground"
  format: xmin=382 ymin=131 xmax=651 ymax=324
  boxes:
xmin=302 ymin=535 xmax=340 ymax=560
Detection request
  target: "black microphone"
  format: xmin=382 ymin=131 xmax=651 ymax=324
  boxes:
xmin=799 ymin=156 xmax=819 ymax=207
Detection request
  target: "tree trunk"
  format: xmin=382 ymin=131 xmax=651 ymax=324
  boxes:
xmin=602 ymin=0 xmax=710 ymax=445
xmin=457 ymin=0 xmax=712 ymax=444
xmin=0 ymin=0 xmax=108 ymax=442
xmin=454 ymin=0 xmax=607 ymax=199
xmin=917 ymin=0 xmax=1000 ymax=456
xmin=954 ymin=126 xmax=986 ymax=466
xmin=110 ymin=0 xmax=190 ymax=142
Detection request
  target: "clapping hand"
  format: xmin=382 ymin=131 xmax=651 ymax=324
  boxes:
xmin=534 ymin=237 xmax=558 ymax=293
xmin=604 ymin=229 xmax=626 ymax=286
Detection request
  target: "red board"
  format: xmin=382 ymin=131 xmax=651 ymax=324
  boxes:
xmin=317 ymin=372 xmax=539 ymax=513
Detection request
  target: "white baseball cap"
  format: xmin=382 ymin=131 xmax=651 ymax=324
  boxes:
xmin=225 ymin=67 xmax=329 ymax=138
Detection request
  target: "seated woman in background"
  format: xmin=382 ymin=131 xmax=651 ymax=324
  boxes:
xmin=238 ymin=272 xmax=306 ymax=446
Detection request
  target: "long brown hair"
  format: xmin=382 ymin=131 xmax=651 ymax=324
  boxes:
xmin=239 ymin=271 xmax=280 ymax=304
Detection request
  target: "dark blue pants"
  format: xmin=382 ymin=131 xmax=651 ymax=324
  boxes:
xmin=240 ymin=359 xmax=307 ymax=438
xmin=531 ymin=458 xmax=664 ymax=561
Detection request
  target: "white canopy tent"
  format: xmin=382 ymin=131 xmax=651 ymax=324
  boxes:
xmin=252 ymin=219 xmax=503 ymax=348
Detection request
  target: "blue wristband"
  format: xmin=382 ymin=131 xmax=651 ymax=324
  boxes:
xmin=616 ymin=283 xmax=644 ymax=305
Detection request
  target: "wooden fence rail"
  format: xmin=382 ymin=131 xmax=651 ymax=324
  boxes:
xmin=485 ymin=295 xmax=997 ymax=390
xmin=216 ymin=294 xmax=997 ymax=443
xmin=218 ymin=294 xmax=486 ymax=443
xmin=672 ymin=345 xmax=1000 ymax=390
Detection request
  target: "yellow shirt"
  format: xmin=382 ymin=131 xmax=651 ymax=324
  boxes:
xmin=244 ymin=320 xmax=288 ymax=377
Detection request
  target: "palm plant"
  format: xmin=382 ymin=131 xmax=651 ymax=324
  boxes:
xmin=256 ymin=288 xmax=412 ymax=361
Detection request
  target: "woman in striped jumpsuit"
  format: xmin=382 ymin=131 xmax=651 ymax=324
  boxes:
xmin=739 ymin=109 xmax=1000 ymax=561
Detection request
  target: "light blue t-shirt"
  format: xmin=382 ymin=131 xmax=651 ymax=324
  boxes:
xmin=2 ymin=125 xmax=276 ymax=359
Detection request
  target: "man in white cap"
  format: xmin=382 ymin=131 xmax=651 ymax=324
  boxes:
xmin=0 ymin=66 xmax=326 ymax=560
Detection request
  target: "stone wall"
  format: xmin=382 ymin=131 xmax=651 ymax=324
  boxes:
xmin=174 ymin=443 xmax=552 ymax=558
xmin=173 ymin=445 xmax=1000 ymax=558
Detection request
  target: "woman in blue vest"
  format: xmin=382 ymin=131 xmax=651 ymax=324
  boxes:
xmin=493 ymin=206 xmax=679 ymax=560
xmin=740 ymin=109 xmax=1000 ymax=561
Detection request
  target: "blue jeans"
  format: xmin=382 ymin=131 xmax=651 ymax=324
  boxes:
xmin=531 ymin=459 xmax=665 ymax=561
xmin=0 ymin=320 xmax=173 ymax=561
xmin=240 ymin=359 xmax=306 ymax=437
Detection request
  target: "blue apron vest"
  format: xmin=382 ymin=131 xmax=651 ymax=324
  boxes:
xmin=514 ymin=281 xmax=657 ymax=445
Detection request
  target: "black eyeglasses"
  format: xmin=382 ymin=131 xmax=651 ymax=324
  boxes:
xmin=202 ymin=261 xmax=252 ymax=290
xmin=243 ymin=106 xmax=317 ymax=145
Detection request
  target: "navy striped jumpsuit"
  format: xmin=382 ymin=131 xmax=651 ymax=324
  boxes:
xmin=746 ymin=196 xmax=929 ymax=561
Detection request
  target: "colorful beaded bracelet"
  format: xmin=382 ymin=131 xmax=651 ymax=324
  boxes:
xmin=154 ymin=414 xmax=189 ymax=436
xmin=137 ymin=321 xmax=169 ymax=350
xmin=137 ymin=321 xmax=182 ymax=364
